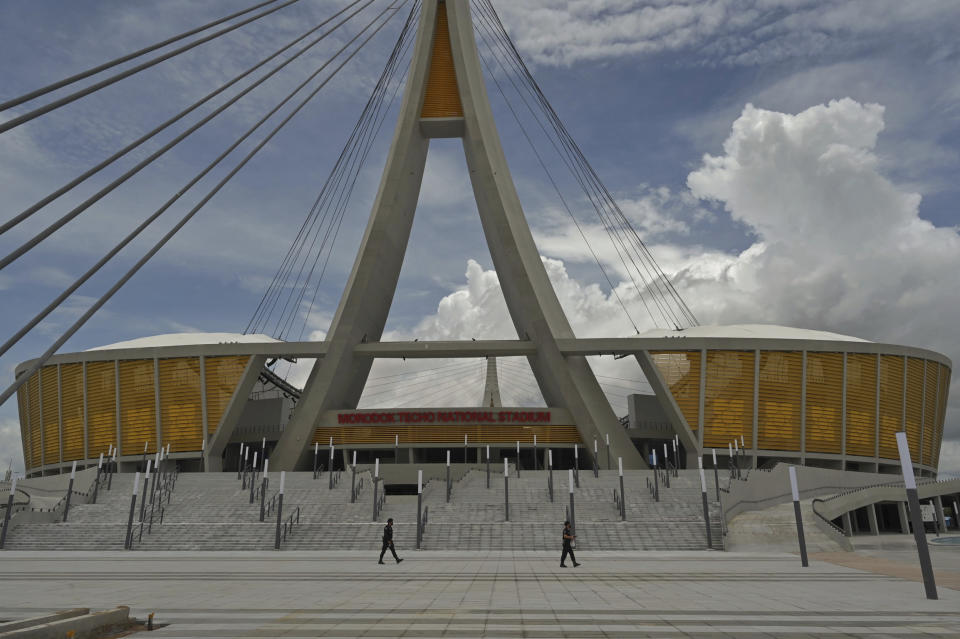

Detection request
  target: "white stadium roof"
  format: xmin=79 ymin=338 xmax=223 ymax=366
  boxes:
xmin=637 ymin=324 xmax=870 ymax=342
xmin=87 ymin=332 xmax=281 ymax=351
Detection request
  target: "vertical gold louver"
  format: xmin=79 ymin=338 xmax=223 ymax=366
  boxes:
xmin=41 ymin=366 xmax=60 ymax=465
xmin=845 ymin=353 xmax=877 ymax=457
xmin=877 ymin=355 xmax=903 ymax=460
xmin=703 ymin=351 xmax=755 ymax=448
xmin=922 ymin=360 xmax=938 ymax=466
xmin=757 ymin=352 xmax=801 ymax=451
xmin=119 ymin=360 xmax=156 ymax=456
xmin=804 ymin=352 xmax=843 ymax=454
xmin=420 ymin=2 xmax=463 ymax=118
xmin=159 ymin=358 xmax=202 ymax=453
xmin=27 ymin=372 xmax=41 ymax=468
xmin=86 ymin=361 xmax=116 ymax=457
xmin=905 ymin=358 xmax=923 ymax=464
xmin=60 ymin=363 xmax=84 ymax=462
xmin=204 ymin=356 xmax=251 ymax=434
xmin=650 ymin=351 xmax=700 ymax=430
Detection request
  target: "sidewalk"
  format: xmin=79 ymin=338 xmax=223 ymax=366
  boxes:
xmin=1 ymin=550 xmax=958 ymax=637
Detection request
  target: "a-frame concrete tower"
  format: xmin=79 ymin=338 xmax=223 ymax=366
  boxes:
xmin=270 ymin=0 xmax=644 ymax=470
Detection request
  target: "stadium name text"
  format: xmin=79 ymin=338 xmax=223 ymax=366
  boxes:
xmin=337 ymin=411 xmax=552 ymax=425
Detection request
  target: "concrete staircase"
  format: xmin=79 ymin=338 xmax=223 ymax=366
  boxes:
xmin=2 ymin=467 xmax=722 ymax=551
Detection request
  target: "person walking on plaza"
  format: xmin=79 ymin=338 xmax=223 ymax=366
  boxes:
xmin=379 ymin=518 xmax=404 ymax=564
xmin=560 ymin=520 xmax=580 ymax=567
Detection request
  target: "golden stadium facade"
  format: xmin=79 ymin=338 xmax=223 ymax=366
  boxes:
xmin=14 ymin=325 xmax=951 ymax=478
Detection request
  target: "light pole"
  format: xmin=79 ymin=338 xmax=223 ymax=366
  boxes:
xmin=618 ymin=457 xmax=625 ymax=521
xmin=63 ymin=460 xmax=77 ymax=522
xmin=896 ymin=432 xmax=937 ymax=599
xmin=699 ymin=458 xmax=712 ymax=549
xmin=504 ymin=458 xmax=510 ymax=521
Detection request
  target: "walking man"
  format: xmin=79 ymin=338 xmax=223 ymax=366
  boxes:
xmin=379 ymin=518 xmax=404 ymax=564
xmin=560 ymin=520 xmax=580 ymax=567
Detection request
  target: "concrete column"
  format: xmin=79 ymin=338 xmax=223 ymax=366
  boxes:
xmin=866 ymin=504 xmax=880 ymax=535
xmin=934 ymin=496 xmax=946 ymax=533
xmin=897 ymin=501 xmax=910 ymax=534
xmin=842 ymin=511 xmax=853 ymax=536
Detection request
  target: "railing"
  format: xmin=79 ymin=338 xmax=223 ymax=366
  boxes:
xmin=131 ymin=464 xmax=179 ymax=549
xmin=278 ymin=506 xmax=301 ymax=547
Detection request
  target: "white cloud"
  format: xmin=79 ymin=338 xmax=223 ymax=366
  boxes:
xmin=492 ymin=0 xmax=960 ymax=67
xmin=0 ymin=417 xmax=24 ymax=477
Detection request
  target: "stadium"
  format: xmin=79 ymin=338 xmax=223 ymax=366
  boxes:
xmin=14 ymin=323 xmax=951 ymax=478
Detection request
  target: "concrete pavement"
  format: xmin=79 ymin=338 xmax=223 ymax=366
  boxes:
xmin=1 ymin=550 xmax=959 ymax=637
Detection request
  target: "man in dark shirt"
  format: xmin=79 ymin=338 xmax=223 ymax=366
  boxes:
xmin=560 ymin=520 xmax=580 ymax=567
xmin=379 ymin=518 xmax=403 ymax=564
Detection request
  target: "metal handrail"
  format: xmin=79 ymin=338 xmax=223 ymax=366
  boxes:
xmin=811 ymin=498 xmax=847 ymax=536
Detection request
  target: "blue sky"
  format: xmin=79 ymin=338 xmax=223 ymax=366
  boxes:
xmin=1 ymin=0 xmax=959 ymax=476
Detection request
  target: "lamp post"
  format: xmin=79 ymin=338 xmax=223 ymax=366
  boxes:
xmin=573 ymin=444 xmax=580 ymax=487
xmin=351 ymin=451 xmax=357 ymax=503
xmin=417 ymin=470 xmax=423 ymax=549
xmin=788 ymin=466 xmax=808 ymax=567
xmin=485 ymin=445 xmax=490 ymax=489
xmin=137 ymin=460 xmax=150 ymax=524
xmin=712 ymin=448 xmax=720 ymax=502
xmin=504 ymin=459 xmax=509 ymax=521
xmin=652 ymin=449 xmax=659 ymax=502
xmin=371 ymin=458 xmax=380 ymax=521
xmin=260 ymin=459 xmax=269 ymax=522
xmin=312 ymin=442 xmax=319 ymax=480
xmin=548 ymin=449 xmax=554 ymax=502
xmin=274 ymin=471 xmax=285 ymax=549
xmin=328 ymin=439 xmax=335 ymax=490
xmin=606 ymin=433 xmax=611 ymax=471
xmin=446 ymin=450 xmax=451 ymax=503
xmin=618 ymin=457 xmax=625 ymax=521
xmin=593 ymin=439 xmax=599 ymax=478
xmin=91 ymin=453 xmax=104 ymax=504
xmin=516 ymin=440 xmax=521 ymax=477
xmin=533 ymin=434 xmax=538 ymax=471
xmin=0 ymin=477 xmax=16 ymax=548
xmin=568 ymin=468 xmax=576 ymax=534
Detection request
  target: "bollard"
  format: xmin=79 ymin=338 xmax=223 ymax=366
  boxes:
xmin=652 ymin=449 xmax=659 ymax=502
xmin=787 ymin=466 xmax=808 ymax=567
xmin=568 ymin=468 xmax=576 ymax=535
xmin=249 ymin=452 xmax=258 ymax=503
xmin=351 ymin=451 xmax=357 ymax=503
xmin=618 ymin=457 xmax=626 ymax=521
xmin=124 ymin=472 xmax=140 ymax=550
xmin=504 ymin=459 xmax=510 ymax=521
xmin=699 ymin=459 xmax=712 ymax=549
xmin=606 ymin=433 xmax=611 ymax=471
xmin=573 ymin=444 xmax=580 ymax=488
xmin=63 ymin=461 xmax=77 ymax=522
xmin=372 ymin=459 xmax=380 ymax=521
xmin=138 ymin=460 xmax=152 ymax=523
xmin=486 ymin=445 xmax=490 ymax=489
xmin=0 ymin=477 xmax=16 ymax=549
xmin=312 ymin=442 xmax=319 ymax=480
xmin=446 ymin=450 xmax=451 ymax=503
xmin=896 ymin=432 xmax=937 ymax=599
xmin=712 ymin=448 xmax=720 ymax=502
xmin=548 ymin=449 xmax=554 ymax=503
xmin=417 ymin=470 xmax=423 ymax=550
xmin=107 ymin=449 xmax=116 ymax=490
xmin=672 ymin=436 xmax=679 ymax=476
xmin=260 ymin=460 xmax=269 ymax=522
xmin=274 ymin=472 xmax=285 ymax=550
xmin=328 ymin=441 xmax=335 ymax=490
xmin=91 ymin=453 xmax=104 ymax=504
xmin=593 ymin=439 xmax=599 ymax=478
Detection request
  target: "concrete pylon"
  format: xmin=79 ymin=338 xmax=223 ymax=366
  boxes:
xmin=481 ymin=357 xmax=502 ymax=407
xmin=269 ymin=0 xmax=644 ymax=471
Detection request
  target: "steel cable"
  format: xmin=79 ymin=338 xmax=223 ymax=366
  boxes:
xmin=0 ymin=1 xmax=408 ymax=409
xmin=0 ymin=0 xmax=306 ymax=134
xmin=0 ymin=0 xmax=291 ymax=111
xmin=0 ymin=0 xmax=375 ymax=269
xmin=0 ymin=0 xmax=369 ymax=238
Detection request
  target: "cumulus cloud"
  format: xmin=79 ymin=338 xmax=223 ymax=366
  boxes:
xmin=493 ymin=0 xmax=960 ymax=67
xmin=0 ymin=417 xmax=24 ymax=478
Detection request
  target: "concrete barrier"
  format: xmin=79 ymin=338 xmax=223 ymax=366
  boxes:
xmin=0 ymin=609 xmax=88 ymax=633
xmin=0 ymin=606 xmax=130 ymax=638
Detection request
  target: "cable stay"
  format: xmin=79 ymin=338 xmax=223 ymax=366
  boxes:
xmin=0 ymin=0 xmax=391 ymax=364
xmin=0 ymin=1 xmax=410 ymax=409
xmin=0 ymin=0 xmax=309 ymax=135
xmin=0 ymin=0 xmax=370 ymax=238
xmin=471 ymin=0 xmax=698 ymax=331
xmin=0 ymin=0 xmax=376 ymax=267
xmin=0 ymin=0 xmax=295 ymax=112
xmin=246 ymin=2 xmax=420 ymax=340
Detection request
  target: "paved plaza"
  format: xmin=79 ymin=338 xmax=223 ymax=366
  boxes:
xmin=1 ymin=547 xmax=959 ymax=637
